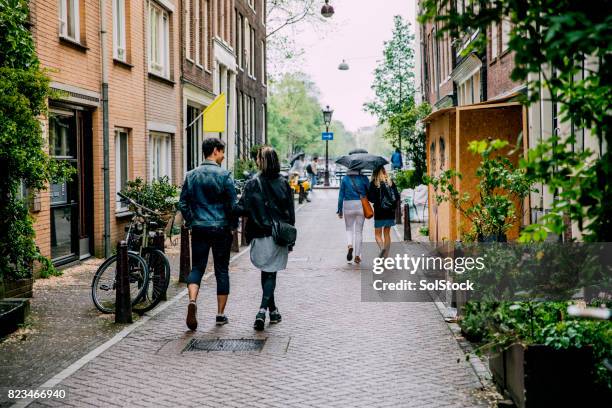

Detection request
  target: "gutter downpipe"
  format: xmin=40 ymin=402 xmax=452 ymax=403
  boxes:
xmin=100 ymin=0 xmax=111 ymax=257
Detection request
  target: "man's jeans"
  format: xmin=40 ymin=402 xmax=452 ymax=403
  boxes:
xmin=187 ymin=226 xmax=232 ymax=295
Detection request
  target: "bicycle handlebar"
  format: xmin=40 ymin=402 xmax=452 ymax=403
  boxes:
xmin=117 ymin=192 xmax=160 ymax=217
xmin=567 ymin=305 xmax=611 ymax=321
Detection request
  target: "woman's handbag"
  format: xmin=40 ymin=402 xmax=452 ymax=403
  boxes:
xmin=349 ymin=176 xmax=374 ymax=219
xmin=256 ymin=177 xmax=297 ymax=247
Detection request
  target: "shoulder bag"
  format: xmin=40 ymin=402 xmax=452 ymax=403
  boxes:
xmin=380 ymin=182 xmax=399 ymax=211
xmin=256 ymin=176 xmax=297 ymax=247
xmin=349 ymin=176 xmax=374 ymax=219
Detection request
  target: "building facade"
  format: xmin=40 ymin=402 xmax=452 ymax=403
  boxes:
xmin=29 ymin=0 xmax=248 ymax=267
xmin=415 ymin=1 xmax=599 ymax=242
xmin=234 ymin=0 xmax=267 ymax=161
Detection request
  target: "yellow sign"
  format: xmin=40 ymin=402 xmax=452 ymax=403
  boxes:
xmin=203 ymin=93 xmax=226 ymax=132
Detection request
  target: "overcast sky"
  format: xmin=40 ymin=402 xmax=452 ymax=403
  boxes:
xmin=292 ymin=0 xmax=417 ymax=132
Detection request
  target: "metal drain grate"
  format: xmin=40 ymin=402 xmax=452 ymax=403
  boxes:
xmin=183 ymin=338 xmax=266 ymax=352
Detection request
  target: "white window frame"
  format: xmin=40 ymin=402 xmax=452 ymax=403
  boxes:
xmin=113 ymin=0 xmax=127 ymax=61
xmin=195 ymin=0 xmax=201 ymax=65
xmin=491 ymin=21 xmax=499 ymax=60
xmin=59 ymin=0 xmax=80 ymax=43
xmin=185 ymin=0 xmax=192 ymax=61
xmin=501 ymin=19 xmax=511 ymax=52
xmin=149 ymin=132 xmax=172 ymax=181
xmin=148 ymin=2 xmax=170 ymax=78
xmin=115 ymin=129 xmax=129 ymax=210
xmin=250 ymin=26 xmax=256 ymax=78
xmin=248 ymin=0 xmax=254 ymax=12
xmin=261 ymin=40 xmax=265 ymax=84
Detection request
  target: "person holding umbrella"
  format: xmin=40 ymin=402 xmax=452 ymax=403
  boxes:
xmin=367 ymin=166 xmax=400 ymax=258
xmin=335 ymin=153 xmax=388 ymax=264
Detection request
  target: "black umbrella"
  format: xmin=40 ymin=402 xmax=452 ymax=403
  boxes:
xmin=349 ymin=148 xmax=368 ymax=155
xmin=289 ymin=152 xmax=305 ymax=165
xmin=335 ymin=153 xmax=388 ymax=171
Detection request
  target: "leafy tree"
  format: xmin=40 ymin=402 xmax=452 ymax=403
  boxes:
xmin=0 ymin=0 xmax=73 ymax=281
xmin=419 ymin=0 xmax=612 ymax=241
xmin=386 ymin=102 xmax=432 ymax=184
xmin=364 ymin=15 xmax=416 ymax=139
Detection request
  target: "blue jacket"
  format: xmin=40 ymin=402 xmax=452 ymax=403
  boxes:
xmin=391 ymin=151 xmax=403 ymax=168
xmin=179 ymin=160 xmax=237 ymax=228
xmin=337 ymin=174 xmax=370 ymax=214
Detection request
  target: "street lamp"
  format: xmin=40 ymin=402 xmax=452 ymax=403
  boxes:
xmin=322 ymin=105 xmax=333 ymax=186
xmin=321 ymin=0 xmax=334 ymax=18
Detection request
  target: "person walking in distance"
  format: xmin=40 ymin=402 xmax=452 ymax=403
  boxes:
xmin=178 ymin=138 xmax=237 ymax=331
xmin=235 ymin=146 xmax=295 ymax=331
xmin=367 ymin=166 xmax=400 ymax=258
xmin=306 ymin=156 xmax=319 ymax=192
xmin=390 ymin=148 xmax=403 ymax=171
xmin=337 ymin=169 xmax=370 ymax=264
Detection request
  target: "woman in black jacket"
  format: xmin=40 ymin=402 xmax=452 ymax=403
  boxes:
xmin=235 ymin=146 xmax=295 ymax=331
xmin=367 ymin=166 xmax=400 ymax=258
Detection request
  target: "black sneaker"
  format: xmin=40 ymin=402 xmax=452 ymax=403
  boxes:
xmin=186 ymin=303 xmax=197 ymax=331
xmin=347 ymin=247 xmax=353 ymax=262
xmin=254 ymin=312 xmax=266 ymax=331
xmin=216 ymin=315 xmax=228 ymax=326
xmin=269 ymin=309 xmax=282 ymax=324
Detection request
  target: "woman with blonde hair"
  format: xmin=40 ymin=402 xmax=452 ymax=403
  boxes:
xmin=367 ymin=166 xmax=400 ymax=258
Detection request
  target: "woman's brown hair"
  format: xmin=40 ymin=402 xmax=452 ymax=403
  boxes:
xmin=257 ymin=146 xmax=281 ymax=177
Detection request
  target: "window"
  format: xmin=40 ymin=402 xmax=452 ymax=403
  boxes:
xmin=439 ymin=137 xmax=445 ymax=170
xmin=491 ymin=21 xmax=499 ymax=60
xmin=148 ymin=2 xmax=170 ymax=78
xmin=248 ymin=0 xmax=254 ymax=11
xmin=59 ymin=0 xmax=80 ymax=42
xmin=149 ymin=132 xmax=172 ymax=181
xmin=218 ymin=0 xmax=224 ymax=40
xmin=457 ymin=71 xmax=481 ymax=106
xmin=237 ymin=14 xmax=244 ymax=68
xmin=244 ymin=19 xmax=250 ymax=72
xmin=501 ymin=19 xmax=511 ymax=52
xmin=250 ymin=26 xmax=256 ymax=77
xmin=203 ymin=0 xmax=210 ymax=67
xmin=185 ymin=0 xmax=191 ymax=60
xmin=261 ymin=40 xmax=266 ymax=84
xmin=115 ymin=129 xmax=129 ymax=210
xmin=113 ymin=0 xmax=126 ymax=61
xmin=195 ymin=0 xmax=201 ymax=64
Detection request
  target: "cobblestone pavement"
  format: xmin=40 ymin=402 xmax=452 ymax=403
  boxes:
xmin=24 ymin=190 xmax=486 ymax=408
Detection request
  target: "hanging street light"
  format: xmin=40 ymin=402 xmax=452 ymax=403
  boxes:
xmin=338 ymin=60 xmax=349 ymax=70
xmin=321 ymin=0 xmax=335 ymax=18
xmin=322 ymin=105 xmax=334 ymax=186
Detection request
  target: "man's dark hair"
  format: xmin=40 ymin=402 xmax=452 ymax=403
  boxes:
xmin=202 ymin=137 xmax=225 ymax=158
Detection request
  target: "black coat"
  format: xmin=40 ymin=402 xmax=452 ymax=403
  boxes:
xmin=367 ymin=181 xmax=400 ymax=221
xmin=234 ymin=174 xmax=296 ymax=243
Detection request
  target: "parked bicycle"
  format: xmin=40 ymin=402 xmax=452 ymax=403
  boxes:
xmin=91 ymin=192 xmax=171 ymax=314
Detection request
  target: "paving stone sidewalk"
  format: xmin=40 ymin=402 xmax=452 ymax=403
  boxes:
xmin=18 ymin=191 xmax=488 ymax=407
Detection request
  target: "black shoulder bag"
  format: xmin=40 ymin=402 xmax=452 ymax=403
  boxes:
xmin=380 ymin=182 xmax=398 ymax=211
xmin=256 ymin=176 xmax=297 ymax=247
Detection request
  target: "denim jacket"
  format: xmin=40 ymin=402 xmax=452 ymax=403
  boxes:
xmin=337 ymin=174 xmax=370 ymax=214
xmin=179 ymin=160 xmax=237 ymax=228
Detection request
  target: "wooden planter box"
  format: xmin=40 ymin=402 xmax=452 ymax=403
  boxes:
xmin=2 ymin=278 xmax=33 ymax=298
xmin=489 ymin=343 xmax=609 ymax=407
xmin=0 ymin=298 xmax=30 ymax=338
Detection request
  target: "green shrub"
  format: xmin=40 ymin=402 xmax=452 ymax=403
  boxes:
xmin=234 ymin=159 xmax=257 ymax=180
xmin=393 ymin=169 xmax=420 ymax=190
xmin=418 ymin=225 xmax=429 ymax=236
xmin=121 ymin=177 xmax=178 ymax=225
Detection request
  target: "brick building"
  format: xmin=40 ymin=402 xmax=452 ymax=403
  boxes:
xmin=234 ymin=0 xmax=267 ymax=160
xmin=415 ymin=2 xmax=599 ymax=242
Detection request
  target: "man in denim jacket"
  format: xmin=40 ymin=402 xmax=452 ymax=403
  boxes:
xmin=179 ymin=138 xmax=237 ymax=331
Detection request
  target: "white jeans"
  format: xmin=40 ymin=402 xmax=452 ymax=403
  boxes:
xmin=343 ymin=200 xmax=365 ymax=257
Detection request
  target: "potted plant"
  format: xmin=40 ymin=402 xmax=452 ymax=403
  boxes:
xmin=121 ymin=176 xmax=179 ymax=229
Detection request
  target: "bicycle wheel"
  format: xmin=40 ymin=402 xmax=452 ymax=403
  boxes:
xmin=132 ymin=248 xmax=171 ymax=314
xmin=91 ymin=252 xmax=149 ymax=314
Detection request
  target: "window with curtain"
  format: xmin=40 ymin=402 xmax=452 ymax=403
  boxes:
xmin=113 ymin=0 xmax=127 ymax=61
xmin=59 ymin=0 xmax=80 ymax=42
xmin=115 ymin=129 xmax=129 ymax=210
xmin=148 ymin=2 xmax=170 ymax=78
xmin=149 ymin=132 xmax=172 ymax=181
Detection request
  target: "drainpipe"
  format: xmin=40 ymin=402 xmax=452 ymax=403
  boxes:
xmin=100 ymin=0 xmax=111 ymax=257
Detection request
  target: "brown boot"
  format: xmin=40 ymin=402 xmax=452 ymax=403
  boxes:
xmin=186 ymin=302 xmax=198 ymax=331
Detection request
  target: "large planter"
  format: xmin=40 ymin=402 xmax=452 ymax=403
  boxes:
xmin=489 ymin=343 xmax=608 ymax=407
xmin=2 ymin=278 xmax=33 ymax=298
xmin=0 ymin=298 xmax=30 ymax=338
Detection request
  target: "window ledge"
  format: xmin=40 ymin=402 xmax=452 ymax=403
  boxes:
xmin=59 ymin=36 xmax=88 ymax=52
xmin=115 ymin=209 xmax=133 ymax=219
xmin=148 ymin=72 xmax=176 ymax=86
xmin=114 ymin=58 xmax=133 ymax=69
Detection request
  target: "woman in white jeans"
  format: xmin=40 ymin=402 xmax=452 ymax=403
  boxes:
xmin=337 ymin=170 xmax=370 ymax=264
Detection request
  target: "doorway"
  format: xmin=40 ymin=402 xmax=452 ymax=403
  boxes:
xmin=49 ymin=106 xmax=93 ymax=264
